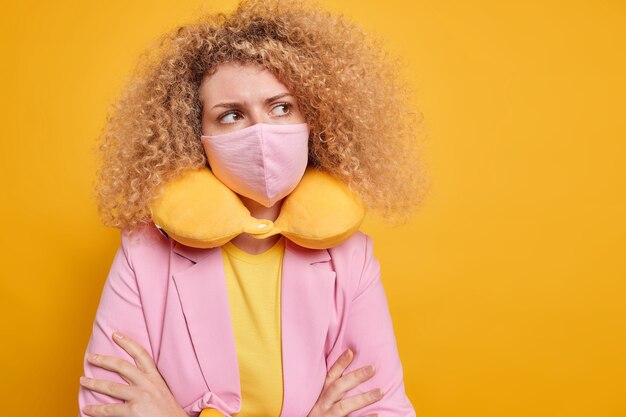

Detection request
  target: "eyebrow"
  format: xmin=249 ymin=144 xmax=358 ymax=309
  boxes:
xmin=210 ymin=92 xmax=293 ymax=110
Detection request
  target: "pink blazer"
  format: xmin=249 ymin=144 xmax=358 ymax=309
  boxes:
xmin=78 ymin=224 xmax=416 ymax=417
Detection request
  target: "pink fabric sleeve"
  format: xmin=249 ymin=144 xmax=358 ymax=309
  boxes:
xmin=339 ymin=235 xmax=417 ymax=417
xmin=77 ymin=229 xmax=154 ymax=416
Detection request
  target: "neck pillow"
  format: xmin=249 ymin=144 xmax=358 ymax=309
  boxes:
xmin=149 ymin=167 xmax=365 ymax=249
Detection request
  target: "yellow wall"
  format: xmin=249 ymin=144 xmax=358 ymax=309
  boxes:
xmin=2 ymin=1 xmax=625 ymax=416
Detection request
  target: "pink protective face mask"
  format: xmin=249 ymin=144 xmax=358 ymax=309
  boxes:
xmin=200 ymin=122 xmax=310 ymax=207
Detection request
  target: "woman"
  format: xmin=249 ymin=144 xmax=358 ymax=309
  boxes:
xmin=78 ymin=0 xmax=424 ymax=416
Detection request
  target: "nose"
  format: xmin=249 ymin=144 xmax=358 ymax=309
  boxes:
xmin=247 ymin=107 xmax=271 ymax=126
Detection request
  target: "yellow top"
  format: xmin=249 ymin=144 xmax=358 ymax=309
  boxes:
xmin=200 ymin=237 xmax=285 ymax=417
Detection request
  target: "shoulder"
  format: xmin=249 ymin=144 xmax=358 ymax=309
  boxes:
xmin=113 ymin=223 xmax=175 ymax=302
xmin=327 ymin=230 xmax=374 ymax=266
xmin=120 ymin=223 xmax=172 ymax=269
xmin=326 ymin=231 xmax=379 ymax=297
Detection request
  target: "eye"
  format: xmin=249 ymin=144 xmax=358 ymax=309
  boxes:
xmin=270 ymin=103 xmax=292 ymax=117
xmin=219 ymin=111 xmax=243 ymax=124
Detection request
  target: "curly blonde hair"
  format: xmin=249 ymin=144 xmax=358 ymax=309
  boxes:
xmin=94 ymin=0 xmax=428 ymax=228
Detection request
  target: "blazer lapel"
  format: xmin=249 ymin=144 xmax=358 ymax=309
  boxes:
xmin=280 ymin=239 xmax=336 ymax=417
xmin=171 ymin=242 xmax=242 ymax=411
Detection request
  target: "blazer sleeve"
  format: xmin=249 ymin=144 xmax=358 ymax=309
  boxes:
xmin=338 ymin=234 xmax=416 ymax=417
xmin=77 ymin=229 xmax=155 ymax=417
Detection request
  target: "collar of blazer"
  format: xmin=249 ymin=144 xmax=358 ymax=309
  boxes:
xmin=167 ymin=217 xmax=338 ymax=416
xmin=150 ymin=166 xmax=366 ymax=250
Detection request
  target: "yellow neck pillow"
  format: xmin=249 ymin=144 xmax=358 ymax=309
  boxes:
xmin=149 ymin=167 xmax=365 ymax=249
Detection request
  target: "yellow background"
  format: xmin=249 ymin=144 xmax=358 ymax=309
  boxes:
xmin=1 ymin=1 xmax=625 ymax=416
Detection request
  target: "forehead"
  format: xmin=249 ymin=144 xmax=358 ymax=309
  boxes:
xmin=199 ymin=62 xmax=290 ymax=103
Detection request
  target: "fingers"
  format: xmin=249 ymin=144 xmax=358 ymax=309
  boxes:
xmin=319 ymin=348 xmax=383 ymax=416
xmin=79 ymin=376 xmax=134 ymax=401
xmin=332 ymin=389 xmax=384 ymax=416
xmin=111 ymin=332 xmax=157 ymax=374
xmin=82 ymin=402 xmax=129 ymax=417
xmin=324 ymin=348 xmax=354 ymax=389
xmin=86 ymin=353 xmax=142 ymax=385
xmin=86 ymin=332 xmax=156 ymax=385
xmin=323 ymin=364 xmax=377 ymax=407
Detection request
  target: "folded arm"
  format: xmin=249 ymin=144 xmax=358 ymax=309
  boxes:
xmin=330 ymin=235 xmax=416 ymax=417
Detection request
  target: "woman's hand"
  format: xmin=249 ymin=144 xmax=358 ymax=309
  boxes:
xmin=307 ymin=348 xmax=384 ymax=417
xmin=79 ymin=332 xmax=187 ymax=417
